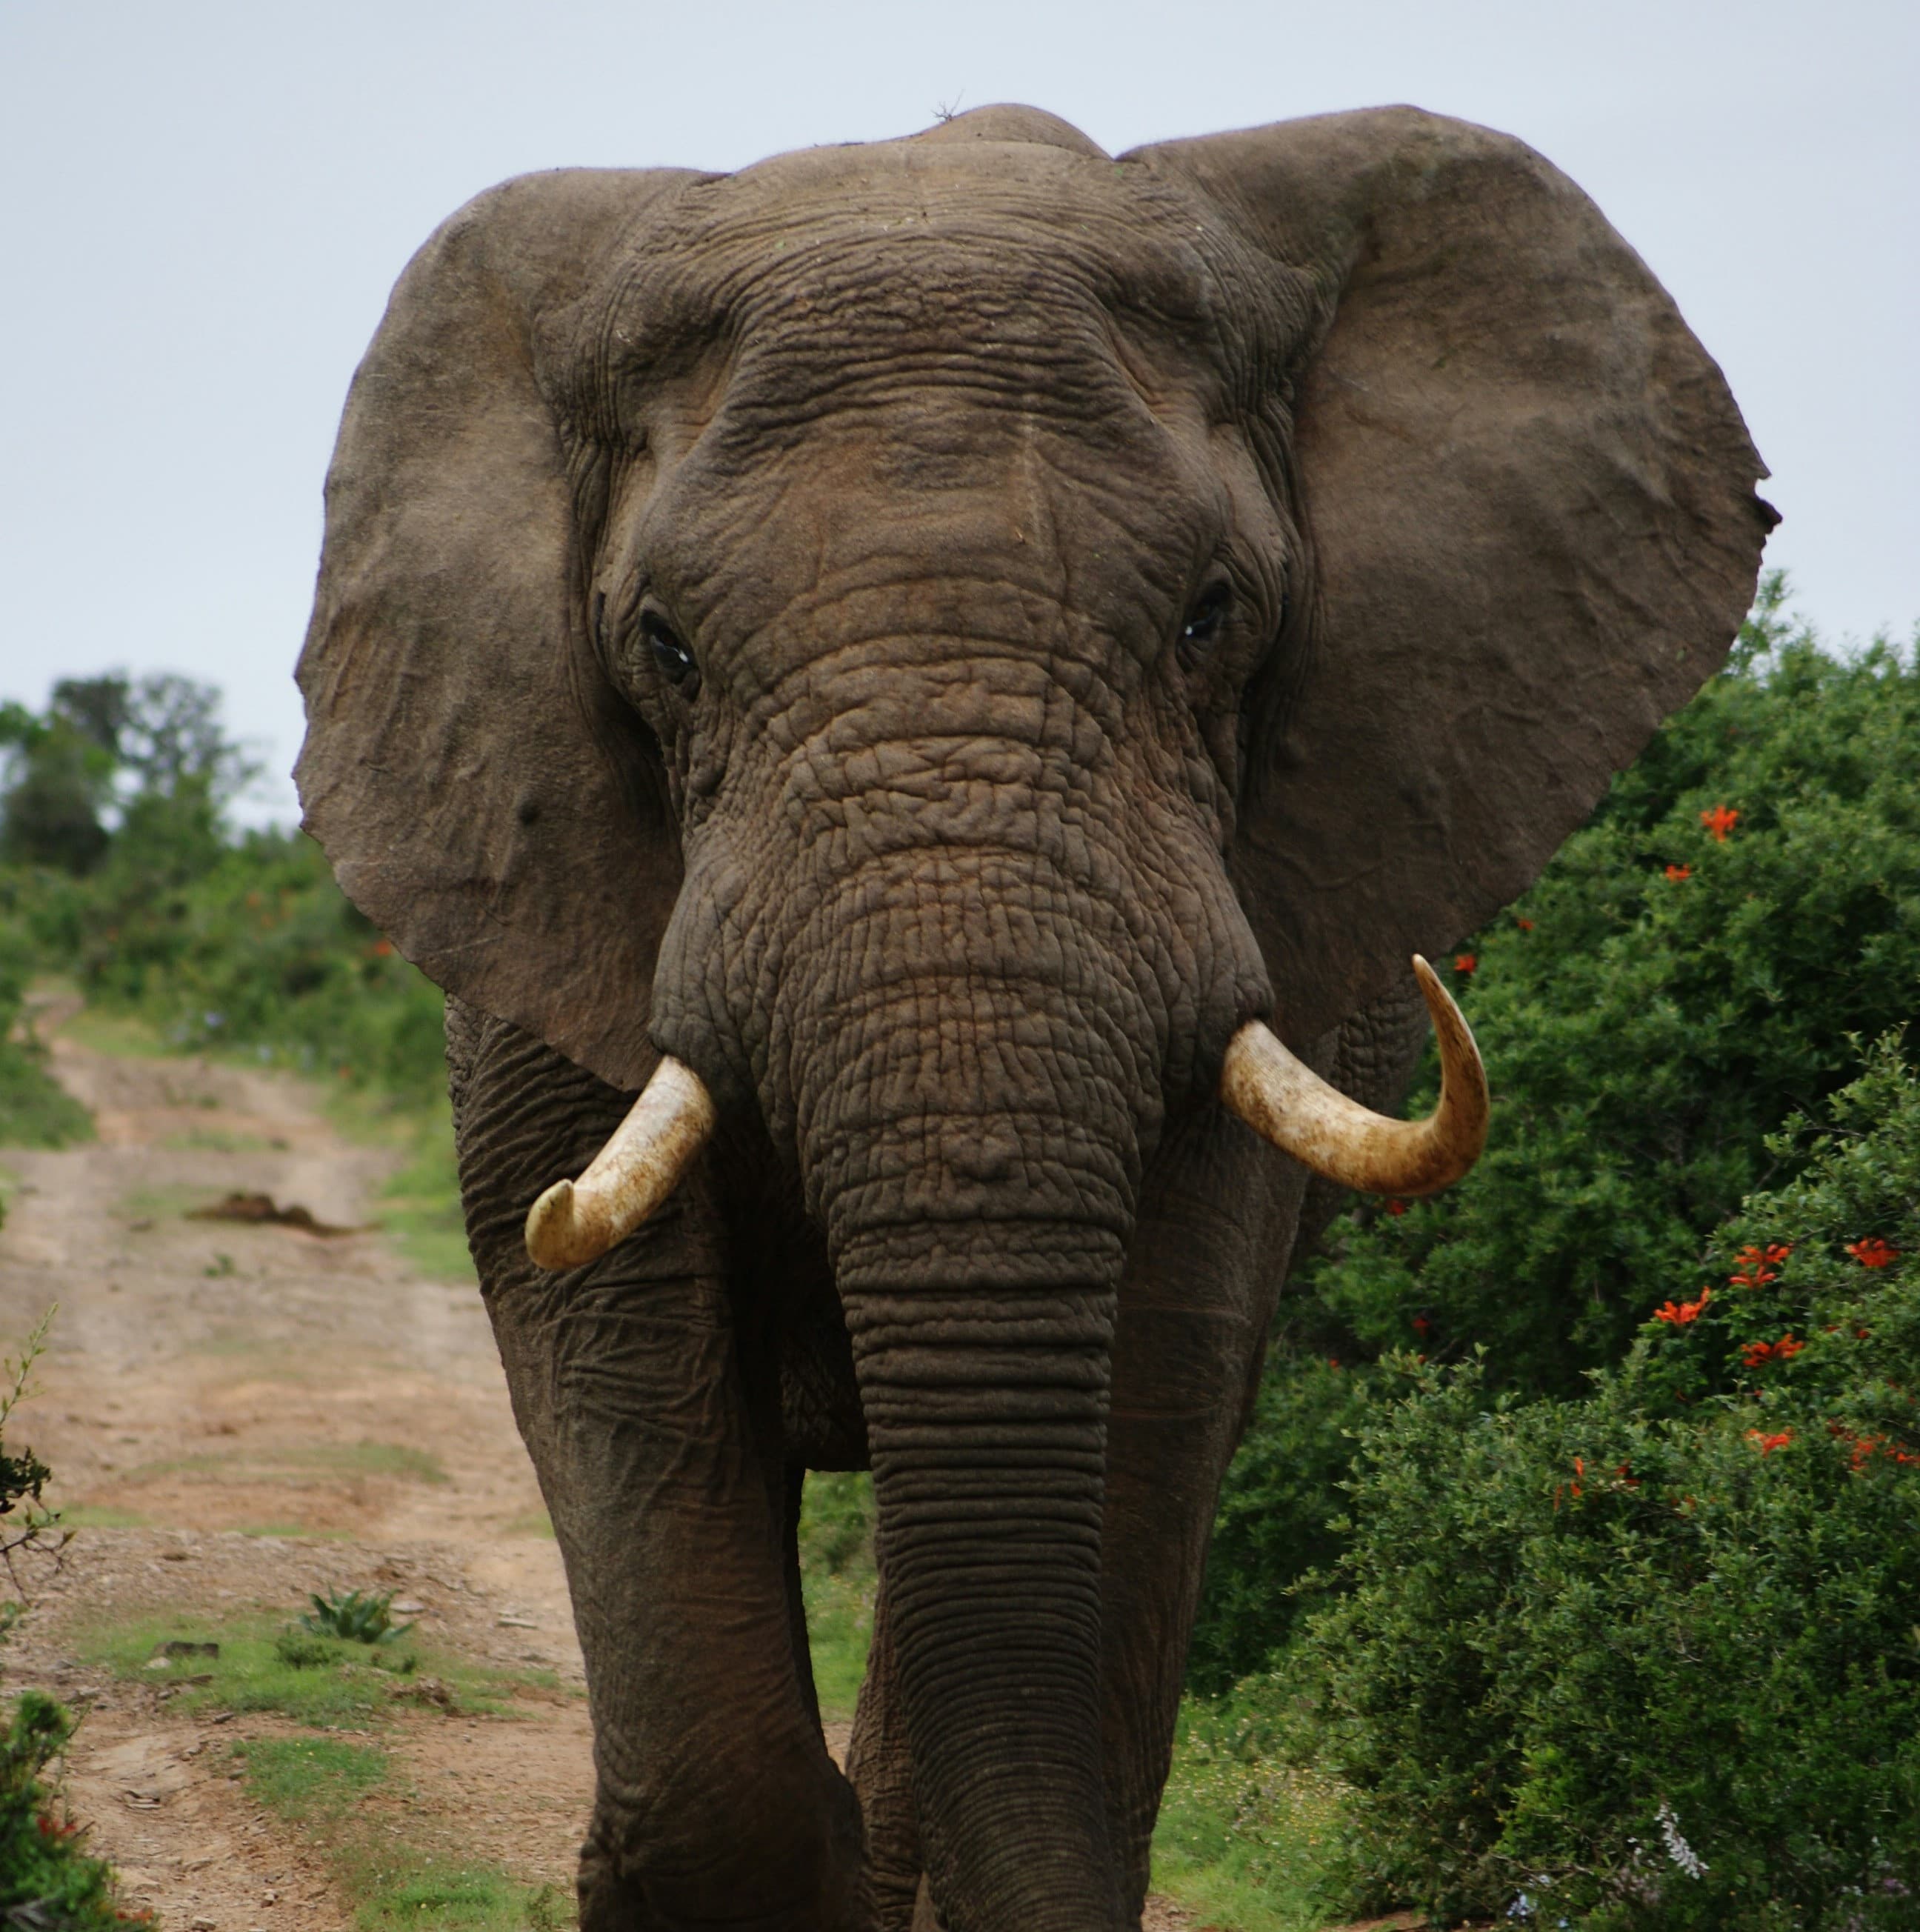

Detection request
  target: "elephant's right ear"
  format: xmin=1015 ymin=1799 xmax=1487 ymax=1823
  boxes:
xmin=1130 ymin=109 xmax=1776 ymax=1048
xmin=297 ymin=168 xmax=706 ymax=1093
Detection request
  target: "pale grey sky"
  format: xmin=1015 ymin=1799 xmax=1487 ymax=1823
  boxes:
xmin=2 ymin=0 xmax=1914 ymax=823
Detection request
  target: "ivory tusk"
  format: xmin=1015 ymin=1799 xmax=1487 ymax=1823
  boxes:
xmin=524 ymin=1056 xmax=718 ymax=1270
xmin=1220 ymin=956 xmax=1489 ymax=1197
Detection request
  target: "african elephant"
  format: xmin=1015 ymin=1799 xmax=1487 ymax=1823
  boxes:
xmin=296 ymin=102 xmax=1771 ymax=1932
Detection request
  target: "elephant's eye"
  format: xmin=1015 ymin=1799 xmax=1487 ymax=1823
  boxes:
xmin=641 ymin=608 xmax=698 ymax=689
xmin=1179 ymin=584 xmax=1232 ymax=659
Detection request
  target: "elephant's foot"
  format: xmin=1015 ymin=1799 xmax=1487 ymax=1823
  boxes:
xmin=575 ymin=1775 xmax=869 ymax=1932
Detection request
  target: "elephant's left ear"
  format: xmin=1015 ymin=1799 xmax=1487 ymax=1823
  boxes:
xmin=1128 ymin=107 xmax=1776 ymax=1046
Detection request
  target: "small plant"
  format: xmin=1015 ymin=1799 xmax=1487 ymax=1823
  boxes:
xmin=273 ymin=1630 xmax=341 ymax=1669
xmin=299 ymin=1588 xmax=413 ymax=1645
xmin=0 ymin=1315 xmax=129 ymax=1930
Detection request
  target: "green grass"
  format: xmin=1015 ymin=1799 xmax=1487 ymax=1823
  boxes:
xmin=240 ymin=1738 xmax=572 ymax=1931
xmin=76 ymin=1608 xmax=542 ymax=1724
xmin=116 ymin=1439 xmax=449 ymax=1490
xmin=503 ymin=1508 xmax=555 ymax=1540
xmin=0 ymin=1038 xmax=92 ymax=1149
xmin=57 ymin=1502 xmax=153 ymax=1529
xmin=115 ymin=1182 xmax=207 ymax=1223
xmin=241 ymin=1734 xmax=390 ymax=1815
xmin=376 ymin=1117 xmax=472 ymax=1282
xmin=159 ymin=1126 xmax=275 ymax=1153
xmin=1148 ymin=1687 xmax=1346 ymax=1932
xmin=801 ymin=1568 xmax=873 ymax=1722
xmin=57 ymin=1008 xmax=169 ymax=1059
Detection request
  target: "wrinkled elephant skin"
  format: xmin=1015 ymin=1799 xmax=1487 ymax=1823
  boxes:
xmin=297 ymin=102 xmax=1773 ymax=1932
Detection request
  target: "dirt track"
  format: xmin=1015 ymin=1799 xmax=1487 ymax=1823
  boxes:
xmin=0 ymin=1023 xmax=1227 ymax=1929
xmin=0 ymin=1023 xmax=607 ymax=1927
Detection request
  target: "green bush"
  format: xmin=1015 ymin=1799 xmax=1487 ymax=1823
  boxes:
xmin=1196 ymin=584 xmax=1920 ymax=1683
xmin=1287 ymin=1042 xmax=1920 ymax=1929
xmin=0 ymin=913 xmax=91 ymax=1159
xmin=0 ymin=1692 xmax=127 ymax=1929
xmin=0 ymin=674 xmax=448 ymax=1116
xmin=1307 ymin=580 xmax=1919 ymax=1396
xmin=0 ymin=1319 xmax=126 ymax=1928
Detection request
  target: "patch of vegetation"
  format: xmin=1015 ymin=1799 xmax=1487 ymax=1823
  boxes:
xmin=301 ymin=1587 xmax=416 ymax=1644
xmin=241 ymin=1733 xmax=390 ymax=1813
xmin=1281 ymin=1042 xmax=1920 ymax=1930
xmin=1149 ymin=1686 xmax=1343 ymax=1932
xmin=117 ymin=1439 xmax=448 ymax=1493
xmin=1194 ymin=586 xmax=1920 ymax=1687
xmin=0 ymin=939 xmax=90 ymax=1156
xmin=0 ymin=1316 xmax=127 ymax=1928
xmin=239 ymin=1738 xmax=569 ymax=1931
xmin=344 ymin=1856 xmax=569 ymax=1932
xmin=0 ymin=1692 xmax=128 ymax=1929
xmin=799 ymin=1470 xmax=874 ymax=1719
xmin=361 ymin=1099 xmax=472 ymax=1282
xmin=77 ymin=1608 xmax=537 ymax=1723
xmin=56 ymin=1502 xmax=152 ymax=1530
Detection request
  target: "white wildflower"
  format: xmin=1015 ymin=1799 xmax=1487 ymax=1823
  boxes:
xmin=1657 ymin=1801 xmax=1709 ymax=1879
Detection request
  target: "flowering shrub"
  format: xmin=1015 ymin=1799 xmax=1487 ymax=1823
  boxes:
xmin=1280 ymin=1042 xmax=1920 ymax=1930
xmin=1295 ymin=579 xmax=1920 ymax=1396
xmin=1191 ymin=585 xmax=1920 ymax=1685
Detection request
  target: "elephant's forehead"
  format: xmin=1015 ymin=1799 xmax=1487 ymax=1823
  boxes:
xmin=590 ymin=140 xmax=1296 ymax=399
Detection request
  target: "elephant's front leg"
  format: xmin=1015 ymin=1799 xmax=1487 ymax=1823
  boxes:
xmin=449 ymin=1007 xmax=866 ymax=1931
xmin=1099 ymin=1108 xmax=1305 ymax=1919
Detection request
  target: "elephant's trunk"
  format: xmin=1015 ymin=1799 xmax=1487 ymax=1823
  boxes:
xmin=739 ymin=806 xmax=1164 ymax=1925
xmin=810 ymin=947 xmax=1141 ymax=1926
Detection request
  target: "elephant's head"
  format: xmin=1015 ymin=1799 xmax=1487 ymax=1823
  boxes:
xmin=297 ymin=104 xmax=1770 ymax=1919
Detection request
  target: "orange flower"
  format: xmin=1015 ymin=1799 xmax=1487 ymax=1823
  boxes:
xmin=371 ymin=936 xmax=395 ymax=957
xmin=1664 ymin=864 xmax=1692 ymax=882
xmin=1653 ymin=1288 xmax=1711 ymax=1326
xmin=1453 ymin=953 xmax=1477 ymax=975
xmin=1846 ymin=1237 xmax=1899 ymax=1270
xmin=1730 ymin=1243 xmax=1790 ymax=1288
xmin=1746 ymin=1428 xmax=1793 ymax=1456
xmin=1741 ymin=1334 xmax=1805 ymax=1368
xmin=1700 ymin=804 xmax=1740 ymax=842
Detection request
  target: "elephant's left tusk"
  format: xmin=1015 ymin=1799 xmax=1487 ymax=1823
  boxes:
xmin=524 ymin=1056 xmax=717 ymax=1270
xmin=1220 ymin=956 xmax=1488 ymax=1197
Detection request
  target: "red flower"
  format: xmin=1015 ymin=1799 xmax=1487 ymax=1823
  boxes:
xmin=1846 ymin=1237 xmax=1899 ymax=1270
xmin=1411 ymin=1313 xmax=1431 ymax=1336
xmin=1700 ymin=804 xmax=1740 ymax=842
xmin=1730 ymin=1243 xmax=1790 ymax=1288
xmin=1516 ymin=917 xmax=1535 ymax=931
xmin=1741 ymin=1334 xmax=1805 ymax=1368
xmin=1746 ymin=1428 xmax=1794 ymax=1456
xmin=370 ymin=936 xmax=394 ymax=957
xmin=1327 ymin=1357 xmax=1341 ymax=1370
xmin=1453 ymin=953 xmax=1477 ymax=975
xmin=1653 ymin=1288 xmax=1711 ymax=1326
xmin=1384 ymin=1199 xmax=1408 ymax=1217
xmin=1664 ymin=864 xmax=1692 ymax=882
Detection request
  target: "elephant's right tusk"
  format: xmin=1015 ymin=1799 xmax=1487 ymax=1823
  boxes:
xmin=524 ymin=1056 xmax=717 ymax=1270
xmin=1220 ymin=956 xmax=1489 ymax=1197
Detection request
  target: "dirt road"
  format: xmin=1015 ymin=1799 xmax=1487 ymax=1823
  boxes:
xmin=0 ymin=1022 xmax=1218 ymax=1929
xmin=0 ymin=1022 xmax=607 ymax=1928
